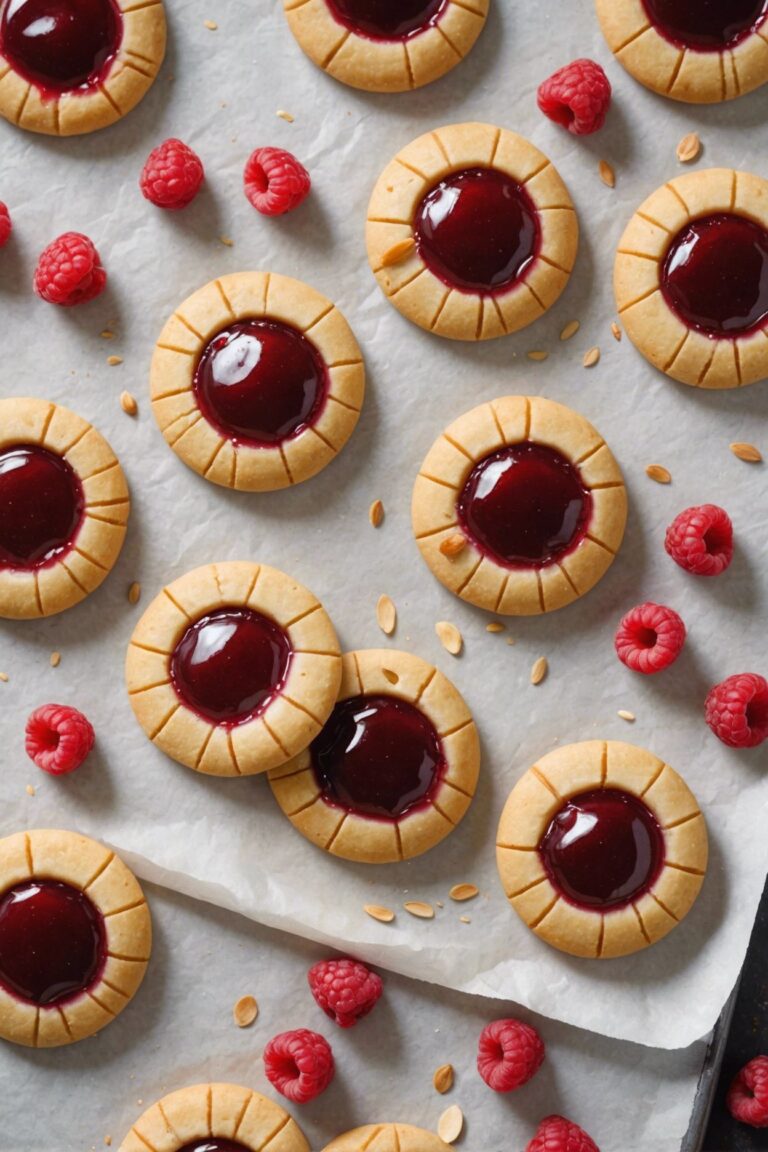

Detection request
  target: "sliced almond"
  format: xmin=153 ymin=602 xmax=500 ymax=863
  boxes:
xmin=377 ymin=594 xmax=397 ymax=635
xmin=381 ymin=238 xmax=416 ymax=267
xmin=439 ymin=533 xmax=466 ymax=559
xmin=128 ymin=581 xmax=142 ymax=605
xmin=107 ymin=355 xmax=123 ymax=367
xmin=611 ymin=321 xmax=622 ymax=342
xmin=120 ymin=391 xmax=138 ymax=416
xmin=233 ymin=995 xmax=259 ymax=1028
xmin=560 ymin=319 xmax=580 ymax=342
xmin=583 ymin=346 xmax=600 ymax=368
xmin=599 ymin=159 xmax=616 ymax=188
xmin=436 ymin=620 xmax=462 ymax=656
xmin=527 ymin=350 xmax=548 ymax=362
xmin=276 ymin=109 xmax=295 ymax=123
xmin=486 ymin=622 xmax=505 ymax=633
xmin=50 ymin=651 xmax=61 ymax=668
xmin=369 ymin=498 xmax=384 ymax=527
xmin=506 ymin=637 xmax=516 ymax=646
xmin=677 ymin=131 xmax=701 ymax=163
xmin=450 ymin=883 xmax=479 ymax=902
xmin=26 ymin=784 xmax=35 ymax=796
xmin=204 ymin=18 xmax=218 ymax=29
xmin=459 ymin=916 xmax=471 ymax=924
xmin=646 ymin=464 xmax=672 ymax=484
xmin=438 ymin=1104 xmax=464 ymax=1145
xmin=382 ymin=668 xmax=399 ymax=685
xmin=730 ymin=442 xmax=762 ymax=463
xmin=617 ymin=709 xmax=636 ymax=722
xmin=0 ymin=672 xmax=8 ymax=683
xmin=364 ymin=903 xmax=395 ymax=924
xmin=530 ymin=656 xmax=548 ymax=686
xmin=219 ymin=235 xmax=234 ymax=247
xmin=433 ymin=1064 xmax=454 ymax=1094
xmin=100 ymin=329 xmax=115 ymax=340
xmin=404 ymin=900 xmax=435 ymax=919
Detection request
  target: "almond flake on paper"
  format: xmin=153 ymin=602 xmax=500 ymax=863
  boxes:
xmin=233 ymin=995 xmax=259 ymax=1028
xmin=599 ymin=159 xmax=616 ymax=188
xmin=404 ymin=900 xmax=435 ymax=920
xmin=646 ymin=464 xmax=672 ymax=484
xmin=377 ymin=594 xmax=397 ymax=635
xmin=120 ymin=391 xmax=138 ymax=416
xmin=486 ymin=621 xmax=505 ymax=633
xmin=219 ymin=236 xmax=234 ymax=247
xmin=450 ymin=883 xmax=479 ymax=902
xmin=204 ymin=19 xmax=218 ymax=29
xmin=436 ymin=621 xmax=462 ymax=656
xmin=611 ymin=321 xmax=622 ymax=342
xmin=369 ymin=499 xmax=384 ymax=527
xmin=0 ymin=672 xmax=8 ymax=683
xmin=50 ymin=652 xmax=61 ymax=668
xmin=530 ymin=656 xmax=548 ymax=685
xmin=730 ymin=442 xmax=762 ymax=463
xmin=364 ymin=903 xmax=395 ymax=924
xmin=583 ymin=346 xmax=600 ymax=368
xmin=438 ymin=1104 xmax=464 ymax=1144
xmin=560 ymin=320 xmax=580 ymax=341
xmin=128 ymin=582 xmax=142 ymax=605
xmin=276 ymin=110 xmax=295 ymax=123
xmin=676 ymin=132 xmax=701 ymax=163
xmin=433 ymin=1064 xmax=454 ymax=1094
xmin=107 ymin=355 xmax=123 ymax=367
xmin=527 ymin=350 xmax=548 ymax=362
xmin=617 ymin=709 xmax=636 ymax=722
xmin=26 ymin=784 xmax=35 ymax=796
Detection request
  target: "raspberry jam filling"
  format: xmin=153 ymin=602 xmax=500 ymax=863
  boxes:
xmin=325 ymin=0 xmax=448 ymax=40
xmin=661 ymin=213 xmax=768 ymax=338
xmin=0 ymin=0 xmax=123 ymax=96
xmin=193 ymin=320 xmax=328 ymax=448
xmin=170 ymin=608 xmax=292 ymax=727
xmin=178 ymin=1143 xmax=250 ymax=1152
xmin=457 ymin=443 xmax=592 ymax=568
xmin=0 ymin=445 xmax=84 ymax=571
xmin=539 ymin=789 xmax=665 ymax=911
xmin=641 ymin=0 xmax=768 ymax=51
xmin=414 ymin=168 xmax=540 ymax=295
xmin=311 ymin=694 xmax=445 ymax=821
xmin=0 ymin=880 xmax=105 ymax=1005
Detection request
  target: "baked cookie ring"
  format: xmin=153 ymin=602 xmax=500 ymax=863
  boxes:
xmin=412 ymin=396 xmax=627 ymax=616
xmin=269 ymin=648 xmax=480 ymax=864
xmin=151 ymin=272 xmax=365 ymax=492
xmin=282 ymin=0 xmax=488 ymax=94
xmin=366 ymin=123 xmax=578 ymax=342
xmin=126 ymin=562 xmax=342 ymax=778
xmin=0 ymin=397 xmax=130 ymax=620
xmin=119 ymin=1083 xmax=309 ymax=1152
xmin=322 ymin=1125 xmax=451 ymax=1152
xmin=616 ymin=169 xmax=768 ymax=389
xmin=0 ymin=0 xmax=166 ymax=136
xmin=0 ymin=828 xmax=151 ymax=1048
xmin=595 ymin=0 xmax=768 ymax=104
xmin=496 ymin=740 xmax=708 ymax=960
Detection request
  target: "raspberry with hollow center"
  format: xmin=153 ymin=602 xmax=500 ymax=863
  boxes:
xmin=727 ymin=1056 xmax=768 ymax=1127
xmin=34 ymin=232 xmax=106 ymax=307
xmin=140 ymin=138 xmax=205 ymax=210
xmin=537 ymin=59 xmax=612 ymax=135
xmin=615 ymin=602 xmax=686 ymax=674
xmin=477 ymin=1018 xmax=545 ymax=1092
xmin=263 ymin=1028 xmax=334 ymax=1104
xmin=665 ymin=504 xmax=733 ymax=577
xmin=308 ymin=957 xmax=383 ymax=1029
xmin=526 ymin=1115 xmax=600 ymax=1152
xmin=0 ymin=202 xmax=11 ymax=248
xmin=25 ymin=704 xmax=95 ymax=775
xmin=244 ymin=147 xmax=311 ymax=216
xmin=705 ymin=673 xmax=768 ymax=749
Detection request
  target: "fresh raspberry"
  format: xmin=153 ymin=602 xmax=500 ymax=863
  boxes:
xmin=308 ymin=957 xmax=383 ymax=1029
xmin=244 ymin=147 xmax=311 ymax=216
xmin=526 ymin=1116 xmax=600 ymax=1152
xmin=705 ymin=673 xmax=768 ymax=749
xmin=0 ymin=202 xmax=11 ymax=248
xmin=665 ymin=504 xmax=733 ymax=577
xmin=727 ymin=1056 xmax=768 ymax=1127
xmin=139 ymin=138 xmax=205 ymax=210
xmin=25 ymin=704 xmax=95 ymax=775
xmin=537 ymin=59 xmax=612 ymax=135
xmin=34 ymin=232 xmax=106 ymax=307
xmin=477 ymin=1019 xmax=545 ymax=1093
xmin=614 ymin=602 xmax=686 ymax=675
xmin=263 ymin=1028 xmax=334 ymax=1104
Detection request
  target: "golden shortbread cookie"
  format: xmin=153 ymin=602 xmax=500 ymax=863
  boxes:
xmin=496 ymin=740 xmax=708 ymax=959
xmin=322 ymin=1125 xmax=451 ymax=1152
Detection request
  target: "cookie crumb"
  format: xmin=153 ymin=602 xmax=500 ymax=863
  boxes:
xmin=404 ymin=900 xmax=434 ymax=920
xmin=486 ymin=621 xmax=505 ymax=633
xmin=459 ymin=916 xmax=471 ymax=925
xmin=381 ymin=238 xmax=416 ymax=267
xmin=0 ymin=672 xmax=8 ymax=682
xmin=233 ymin=995 xmax=259 ymax=1028
xmin=439 ymin=534 xmax=466 ymax=559
xmin=376 ymin=594 xmax=397 ymax=636
xmin=100 ymin=329 xmax=115 ymax=340
xmin=450 ymin=883 xmax=479 ymax=902
xmin=530 ymin=656 xmax=548 ymax=685
xmin=104 ymin=1139 xmax=112 ymax=1148
xmin=730 ymin=442 xmax=762 ymax=463
xmin=369 ymin=498 xmax=384 ymax=527
xmin=128 ymin=581 xmax=141 ymax=605
xmin=107 ymin=355 xmax=123 ymax=367
xmin=611 ymin=321 xmax=622 ymax=342
xmin=50 ymin=652 xmax=61 ymax=668
xmin=436 ymin=621 xmax=462 ymax=656
xmin=646 ymin=464 xmax=672 ymax=484
xmin=599 ymin=159 xmax=616 ymax=188
xmin=438 ymin=1104 xmax=464 ymax=1144
xmin=434 ymin=1064 xmax=454 ymax=1094
xmin=617 ymin=709 xmax=636 ymax=722
xmin=506 ymin=637 xmax=516 ymax=646
xmin=677 ymin=131 xmax=701 ymax=164
xmin=276 ymin=110 xmax=295 ymax=123
xmin=204 ymin=18 xmax=217 ymax=29
xmin=26 ymin=784 xmax=35 ymax=796
xmin=583 ymin=346 xmax=600 ymax=368
xmin=219 ymin=236 xmax=234 ymax=247
xmin=527 ymin=350 xmax=548 ymax=362
xmin=364 ymin=903 xmax=395 ymax=924
xmin=560 ymin=320 xmax=580 ymax=341
xmin=120 ymin=391 xmax=138 ymax=416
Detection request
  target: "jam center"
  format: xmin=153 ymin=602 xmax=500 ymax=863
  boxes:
xmin=170 ymin=608 xmax=292 ymax=726
xmin=539 ymin=789 xmax=665 ymax=911
xmin=311 ymin=694 xmax=444 ymax=820
xmin=642 ymin=0 xmax=768 ymax=50
xmin=457 ymin=442 xmax=592 ymax=568
xmin=178 ymin=1143 xmax=251 ymax=1152
xmin=0 ymin=880 xmax=104 ymax=1005
xmin=193 ymin=320 xmax=328 ymax=448
xmin=0 ymin=444 xmax=84 ymax=570
xmin=414 ymin=168 xmax=540 ymax=295
xmin=0 ymin=0 xmax=122 ymax=93
xmin=325 ymin=0 xmax=447 ymax=39
xmin=661 ymin=213 xmax=768 ymax=338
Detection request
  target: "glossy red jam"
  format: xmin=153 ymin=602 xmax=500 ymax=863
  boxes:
xmin=0 ymin=880 xmax=105 ymax=1005
xmin=312 ymin=694 xmax=445 ymax=820
xmin=661 ymin=213 xmax=768 ymax=339
xmin=457 ymin=443 xmax=592 ymax=568
xmin=642 ymin=0 xmax=768 ymax=50
xmin=414 ymin=168 xmax=540 ymax=295
xmin=194 ymin=320 xmax=328 ymax=448
xmin=0 ymin=445 xmax=84 ymax=571
xmin=325 ymin=0 xmax=447 ymax=40
xmin=539 ymin=789 xmax=665 ymax=911
xmin=170 ymin=608 xmax=292 ymax=727
xmin=0 ymin=0 xmax=122 ymax=95
xmin=178 ymin=1143 xmax=250 ymax=1152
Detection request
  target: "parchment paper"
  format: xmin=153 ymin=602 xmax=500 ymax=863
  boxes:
xmin=1 ymin=883 xmax=708 ymax=1151
xmin=1 ymin=0 xmax=767 ymax=1053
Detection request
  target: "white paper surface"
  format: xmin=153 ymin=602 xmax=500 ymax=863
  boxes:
xmin=1 ymin=882 xmax=707 ymax=1152
xmin=1 ymin=0 xmax=767 ymax=1054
